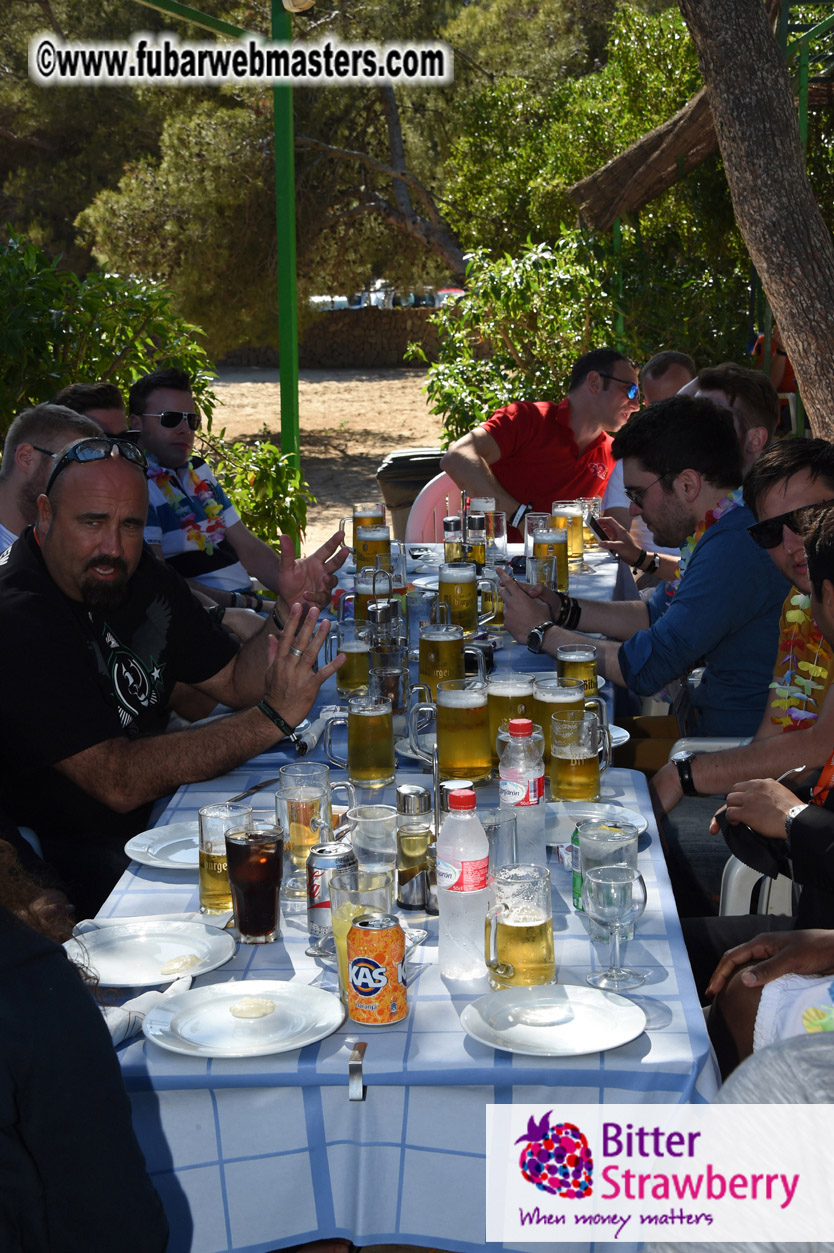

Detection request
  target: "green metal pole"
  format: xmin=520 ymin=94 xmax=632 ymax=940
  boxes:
xmin=272 ymin=0 xmax=301 ymax=476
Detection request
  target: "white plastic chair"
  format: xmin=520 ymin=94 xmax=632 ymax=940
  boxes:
xmin=404 ymin=472 xmax=462 ymax=542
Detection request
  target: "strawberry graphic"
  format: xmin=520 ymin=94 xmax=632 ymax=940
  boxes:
xmin=516 ymin=1113 xmax=593 ymax=1198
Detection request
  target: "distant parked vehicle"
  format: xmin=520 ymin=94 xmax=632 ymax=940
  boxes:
xmin=435 ymin=288 xmax=464 ymax=306
xmin=309 ymin=294 xmax=350 ymax=311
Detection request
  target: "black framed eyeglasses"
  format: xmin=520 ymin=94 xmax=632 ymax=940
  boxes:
xmin=598 ymin=373 xmax=640 ymax=401
xmin=748 ymin=499 xmax=834 ymax=550
xmin=140 ymin=410 xmax=201 ymax=430
xmin=30 ymin=445 xmax=57 ymax=459
xmin=45 ymin=437 xmax=148 ymax=496
xmin=623 ymin=475 xmax=667 ymax=508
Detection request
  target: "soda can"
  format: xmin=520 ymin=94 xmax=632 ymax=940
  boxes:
xmin=306 ymin=841 xmax=358 ymax=935
xmin=346 ymin=913 xmax=407 ymax=1025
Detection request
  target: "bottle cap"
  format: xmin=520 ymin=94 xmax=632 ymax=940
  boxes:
xmin=439 ymin=780 xmax=474 ymax=811
xmin=448 ymin=789 xmax=476 ymax=811
xmin=396 ymin=783 xmax=432 ymax=815
xmin=366 ymin=598 xmax=399 ymax=626
xmin=508 ymin=717 xmax=533 ymax=737
xmin=443 ymin=516 xmax=462 ymax=535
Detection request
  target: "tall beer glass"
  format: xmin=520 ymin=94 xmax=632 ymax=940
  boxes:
xmin=531 ymin=526 xmax=569 ymax=593
xmin=340 ymin=502 xmax=385 ymax=553
xmin=325 ymin=695 xmax=395 ymax=788
xmin=487 ymin=673 xmax=534 ymax=766
xmin=437 ymin=563 xmax=495 ymax=636
xmin=199 ymin=802 xmax=253 ymax=915
xmin=417 ymin=622 xmax=485 ymax=698
xmin=355 ymin=524 xmax=391 ymax=572
xmin=532 ymin=676 xmax=585 ymax=763
xmin=555 ymin=643 xmax=599 ymax=695
xmin=551 ymin=502 xmax=585 ymax=563
xmin=326 ymin=620 xmax=371 ymax=695
xmin=550 ymin=711 xmax=609 ymax=801
xmin=485 ymin=863 xmax=555 ymax=989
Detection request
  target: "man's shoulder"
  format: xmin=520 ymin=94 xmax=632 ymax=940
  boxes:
xmin=487 ymin=398 xmax=566 ymax=425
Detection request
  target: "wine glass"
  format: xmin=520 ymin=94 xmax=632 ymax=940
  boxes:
xmin=581 ymin=865 xmax=647 ymax=991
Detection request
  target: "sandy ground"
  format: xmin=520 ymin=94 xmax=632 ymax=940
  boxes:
xmin=212 ymin=366 xmax=443 ymax=553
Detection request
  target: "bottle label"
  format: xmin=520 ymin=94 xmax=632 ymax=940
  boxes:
xmin=436 ymin=855 xmax=489 ymax=892
xmin=499 ymin=773 xmax=545 ymax=808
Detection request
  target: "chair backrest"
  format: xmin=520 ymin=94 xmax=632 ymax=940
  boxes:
xmin=404 ymin=471 xmax=462 ymax=542
xmin=719 ymin=854 xmax=794 ymax=917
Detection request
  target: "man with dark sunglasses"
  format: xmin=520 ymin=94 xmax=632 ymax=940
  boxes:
xmin=440 ymin=347 xmax=640 ymax=540
xmin=129 ymin=367 xmax=348 ymax=615
xmin=652 ymin=439 xmax=834 ymax=822
xmin=0 ymin=437 xmax=345 ymax=917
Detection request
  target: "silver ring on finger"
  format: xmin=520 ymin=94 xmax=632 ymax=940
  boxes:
xmin=289 ymin=645 xmax=304 ymax=658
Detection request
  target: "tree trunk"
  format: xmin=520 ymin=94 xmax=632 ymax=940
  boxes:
xmin=679 ymin=0 xmax=834 ymax=437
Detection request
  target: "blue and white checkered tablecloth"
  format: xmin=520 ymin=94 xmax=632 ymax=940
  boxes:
xmin=110 ymin=748 xmax=718 ymax=1253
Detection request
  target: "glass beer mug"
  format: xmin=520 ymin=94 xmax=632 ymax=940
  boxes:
xmin=485 ymin=863 xmax=555 ymax=989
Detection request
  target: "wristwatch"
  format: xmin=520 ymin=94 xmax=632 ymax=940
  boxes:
xmin=527 ymin=620 xmax=557 ymax=654
xmin=784 ymin=803 xmax=807 ymax=840
xmin=671 ymin=750 xmax=699 ymax=798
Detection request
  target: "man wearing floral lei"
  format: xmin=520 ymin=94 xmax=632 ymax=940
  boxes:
xmin=129 ymin=368 xmax=347 ymax=620
xmin=499 ymin=394 xmax=789 ymax=737
xmin=652 ymin=438 xmax=834 ymax=816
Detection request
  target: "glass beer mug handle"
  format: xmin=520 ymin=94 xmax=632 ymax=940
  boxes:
xmin=585 ymin=693 xmax=609 ymax=732
xmin=597 ymin=720 xmax=611 ymax=776
xmin=477 ymin=577 xmax=496 ymax=625
xmin=338 ymin=593 xmax=354 ymax=622
xmin=437 ymin=599 xmax=451 ymax=624
xmin=485 ymin=900 xmax=510 ymax=975
xmin=408 ymin=700 xmax=436 ymax=766
xmin=330 ymin=780 xmax=356 ymax=813
xmin=463 ymin=644 xmax=486 ymax=682
xmin=324 ymin=713 xmax=349 ymax=769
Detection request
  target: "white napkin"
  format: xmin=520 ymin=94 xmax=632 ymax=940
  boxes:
xmin=73 ymin=910 xmax=234 ymax=935
xmin=102 ymin=976 xmax=193 ymax=1045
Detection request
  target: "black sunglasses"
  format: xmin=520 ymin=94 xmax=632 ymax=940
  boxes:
xmin=748 ymin=499 xmax=834 ymax=550
xmin=598 ymin=372 xmax=640 ymax=401
xmin=140 ymin=410 xmax=201 ymax=430
xmin=45 ymin=437 xmax=148 ymax=496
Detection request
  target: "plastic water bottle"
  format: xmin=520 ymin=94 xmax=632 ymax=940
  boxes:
xmin=436 ymin=789 xmax=489 ymax=980
xmin=499 ymin=717 xmax=547 ymax=866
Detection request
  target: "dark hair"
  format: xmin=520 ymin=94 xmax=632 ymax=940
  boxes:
xmin=698 ymin=363 xmax=779 ymax=440
xmin=53 ymin=382 xmax=124 ymax=414
xmin=129 ymin=367 xmax=192 ymax=415
xmin=805 ymin=508 xmax=834 ymax=599
xmin=640 ymin=350 xmax=696 ymax=383
xmin=0 ymin=405 xmax=102 ymax=480
xmin=611 ymin=394 xmax=743 ymax=489
xmin=743 ymin=438 xmax=834 ymax=517
xmin=567 ymin=347 xmax=636 ymax=392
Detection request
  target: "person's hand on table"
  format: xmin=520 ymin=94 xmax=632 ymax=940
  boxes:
xmin=707 ymin=928 xmax=834 ymax=997
xmin=497 ymin=567 xmax=552 ymax=643
xmin=598 ymin=514 xmax=641 ymax=566
xmin=275 ymin=530 xmax=349 ymax=610
xmin=263 ymin=603 xmax=344 ymax=728
xmin=650 ymin=760 xmax=684 ymax=815
xmin=512 ymin=580 xmax=561 ymax=616
xmin=721 ymin=777 xmax=799 ymax=838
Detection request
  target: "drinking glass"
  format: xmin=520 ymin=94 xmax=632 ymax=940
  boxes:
xmin=340 ymin=502 xmax=385 ymax=553
xmin=325 ymin=694 xmax=396 ymax=788
xmin=225 ymin=826 xmax=283 ymax=943
xmin=370 ymin=664 xmax=425 ymax=739
xmin=275 ymin=783 xmax=332 ymax=898
xmin=577 ymin=497 xmax=603 ymax=550
xmin=418 ymin=622 xmax=485 ymax=698
xmin=340 ymin=566 xmax=393 ymax=624
xmin=481 ymin=808 xmax=518 ymax=873
xmin=523 ymin=512 xmax=550 ymax=557
xmin=341 ymin=804 xmax=398 ymax=873
xmin=581 ymin=866 xmax=647 ymax=990
xmin=532 ymin=676 xmax=585 ymax=763
xmin=551 ymin=501 xmax=585 ymax=562
xmin=326 ymin=620 xmax=370 ymax=694
xmin=485 ymin=510 xmax=508 ymax=567
xmin=198 ymin=802 xmax=253 ymax=915
xmin=530 ymin=526 xmax=569 ymax=593
xmin=485 ymin=863 xmax=555 ymax=989
xmin=355 ymin=524 xmax=391 ymax=572
xmin=479 ymin=567 xmax=504 ymax=630
xmin=576 ymin=819 xmax=640 ymax=941
xmin=330 ymin=868 xmax=395 ymax=1002
xmin=556 ymin=642 xmax=599 ymax=695
xmin=437 ymin=562 xmax=495 ymax=636
xmin=550 ymin=711 xmax=610 ymax=801
xmin=406 ymin=588 xmax=450 ymax=660
xmin=278 ymin=761 xmax=355 ymax=831
xmin=487 ymin=673 xmax=534 ymax=767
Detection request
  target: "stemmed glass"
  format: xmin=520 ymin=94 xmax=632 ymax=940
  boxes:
xmin=581 ymin=865 xmax=646 ymax=991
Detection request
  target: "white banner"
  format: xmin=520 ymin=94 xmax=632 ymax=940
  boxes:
xmin=486 ymin=1104 xmax=834 ymax=1243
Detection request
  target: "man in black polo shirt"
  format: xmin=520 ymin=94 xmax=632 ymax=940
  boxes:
xmin=0 ymin=436 xmax=342 ymax=915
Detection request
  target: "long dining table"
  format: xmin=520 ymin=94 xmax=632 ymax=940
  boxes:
xmin=99 ymin=546 xmax=718 ymax=1253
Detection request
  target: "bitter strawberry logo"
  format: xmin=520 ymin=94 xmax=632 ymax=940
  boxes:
xmin=516 ymin=1113 xmax=593 ymax=1198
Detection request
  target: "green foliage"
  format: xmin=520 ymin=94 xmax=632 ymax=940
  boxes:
xmin=199 ymin=427 xmax=315 ymax=548
xmin=0 ymin=229 xmax=216 ymax=433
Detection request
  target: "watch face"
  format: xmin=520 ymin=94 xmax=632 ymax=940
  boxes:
xmin=527 ymin=627 xmax=543 ymax=653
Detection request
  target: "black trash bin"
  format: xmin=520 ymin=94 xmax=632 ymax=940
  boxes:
xmin=376 ymin=446 xmax=443 ymax=539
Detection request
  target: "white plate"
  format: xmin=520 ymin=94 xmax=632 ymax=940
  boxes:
xmin=64 ymin=920 xmax=235 ymax=987
xmin=609 ymin=724 xmax=630 ymax=748
xmin=142 ymin=979 xmax=345 ymax=1058
xmin=546 ymin=802 xmax=648 ymax=847
xmin=396 ymin=732 xmax=436 ymax=761
xmin=125 ymin=822 xmax=199 ymax=870
xmin=460 ymin=984 xmax=646 ymax=1056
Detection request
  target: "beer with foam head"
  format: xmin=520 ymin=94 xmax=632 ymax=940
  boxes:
xmin=488 ymin=914 xmax=555 ymax=988
xmin=347 ymin=698 xmax=395 ymax=788
xmin=532 ymin=676 xmax=585 ymax=762
xmin=436 ymin=679 xmax=491 ymax=783
xmin=355 ymin=524 xmax=391 ymax=572
xmin=344 ymin=503 xmax=385 ymax=552
xmin=487 ymin=674 xmax=534 ymax=766
xmin=551 ymin=504 xmax=585 ymax=561
xmin=556 ymin=643 xmax=598 ymax=695
xmin=550 ymin=711 xmax=603 ymax=801
xmin=532 ymin=526 xmax=569 ymax=593
xmin=438 ymin=562 xmax=478 ymax=635
xmin=418 ymin=623 xmax=465 ymax=698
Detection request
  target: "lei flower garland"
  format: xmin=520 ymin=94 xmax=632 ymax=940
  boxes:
xmin=148 ymin=459 xmax=226 ymax=556
xmin=770 ymin=589 xmax=832 ymax=731
xmin=664 ymin=487 xmax=745 ymax=602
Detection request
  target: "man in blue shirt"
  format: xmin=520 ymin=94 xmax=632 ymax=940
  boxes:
xmin=500 ymin=394 xmax=789 ymax=736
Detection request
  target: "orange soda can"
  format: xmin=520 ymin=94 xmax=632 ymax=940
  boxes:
xmin=346 ymin=913 xmax=407 ymax=1025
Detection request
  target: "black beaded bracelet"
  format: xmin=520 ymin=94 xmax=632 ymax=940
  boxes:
xmin=271 ymin=606 xmax=285 ymax=632
xmin=564 ymin=598 xmax=582 ymax=631
xmin=257 ymin=698 xmax=306 ymax=752
xmin=633 ymin=548 xmax=647 ymax=572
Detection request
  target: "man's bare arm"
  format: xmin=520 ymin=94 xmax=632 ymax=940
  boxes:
xmin=497 ymin=567 xmax=650 ymax=645
xmin=440 ymin=428 xmax=519 ymax=515
xmin=55 ymin=609 xmax=343 ymax=812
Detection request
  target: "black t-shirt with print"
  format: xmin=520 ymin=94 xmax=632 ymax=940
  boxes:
xmin=0 ymin=529 xmax=238 ymax=858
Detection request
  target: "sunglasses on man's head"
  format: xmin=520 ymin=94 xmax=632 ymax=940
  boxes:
xmin=140 ymin=410 xmax=201 ymax=430
xmin=747 ymin=499 xmax=834 ymax=550
xmin=45 ymin=437 xmax=148 ymax=496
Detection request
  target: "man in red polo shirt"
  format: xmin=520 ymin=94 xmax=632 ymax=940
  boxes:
xmin=440 ymin=347 xmax=640 ymax=539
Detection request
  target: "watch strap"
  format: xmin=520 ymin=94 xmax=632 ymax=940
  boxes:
xmin=527 ymin=621 xmax=556 ymax=654
xmin=785 ymin=803 xmax=807 ymax=840
xmin=674 ymin=753 xmax=698 ymax=797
